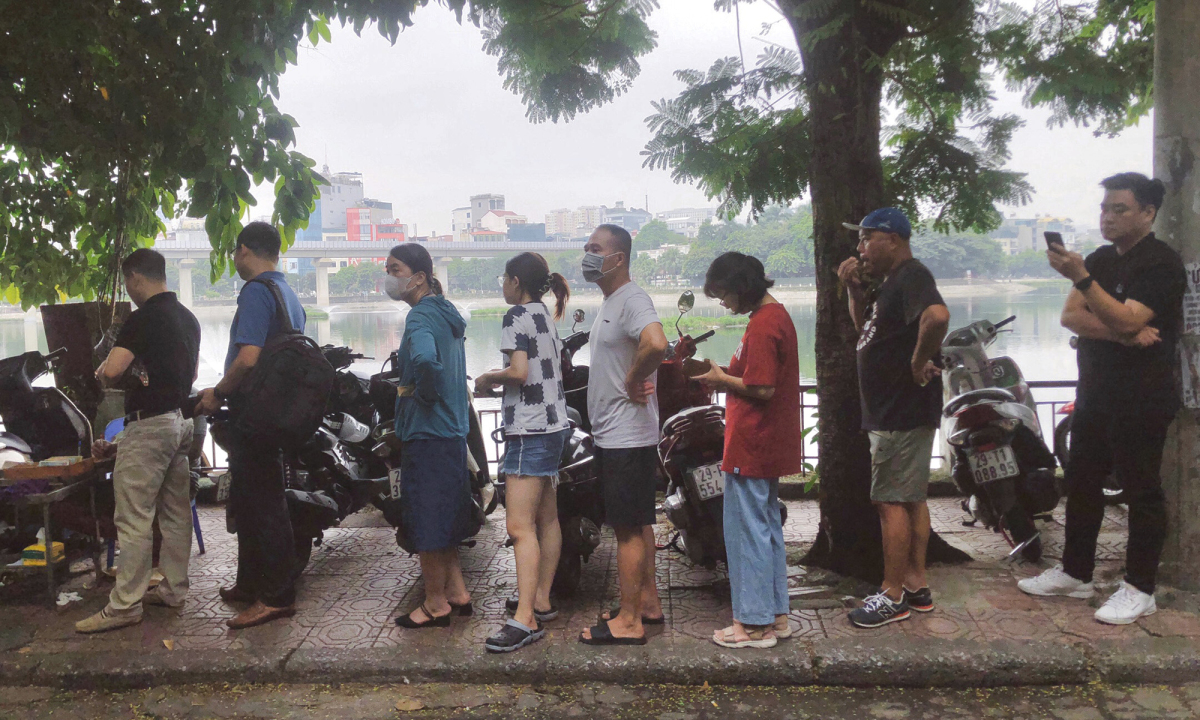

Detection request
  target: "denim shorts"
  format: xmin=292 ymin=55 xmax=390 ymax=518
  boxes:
xmin=501 ymin=428 xmax=570 ymax=481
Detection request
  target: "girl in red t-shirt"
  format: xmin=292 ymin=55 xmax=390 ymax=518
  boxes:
xmin=690 ymin=252 xmax=803 ymax=649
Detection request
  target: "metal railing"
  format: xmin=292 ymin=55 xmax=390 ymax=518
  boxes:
xmin=475 ymin=380 xmax=1080 ymax=475
xmin=193 ymin=379 xmax=1079 ymax=478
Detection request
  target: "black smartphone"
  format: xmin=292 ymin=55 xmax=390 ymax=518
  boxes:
xmin=1044 ymin=231 xmax=1065 ymax=250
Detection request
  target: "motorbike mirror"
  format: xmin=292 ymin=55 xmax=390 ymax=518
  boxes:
xmin=573 ymin=309 xmax=585 ymax=324
xmin=677 ymin=291 xmax=695 ymax=315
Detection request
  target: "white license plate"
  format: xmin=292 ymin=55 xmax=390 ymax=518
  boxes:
xmin=690 ymin=463 xmax=725 ymax=501
xmin=968 ymin=446 xmax=1020 ymax=484
xmin=215 ymin=472 xmax=232 ymax=503
xmin=388 ymin=467 xmax=403 ymax=500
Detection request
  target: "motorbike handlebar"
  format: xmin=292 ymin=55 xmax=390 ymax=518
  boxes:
xmin=994 ymin=316 xmax=1017 ymax=330
xmin=694 ymin=330 xmax=715 ymax=343
xmin=46 ymin=347 xmax=68 ymax=362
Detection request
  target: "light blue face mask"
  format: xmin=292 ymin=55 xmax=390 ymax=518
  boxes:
xmin=582 ymin=251 xmax=622 ymax=283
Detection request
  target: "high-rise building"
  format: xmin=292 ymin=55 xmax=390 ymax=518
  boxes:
xmin=573 ymin=206 xmax=603 ymax=236
xmin=544 ymin=208 xmax=574 ymax=236
xmin=313 ymin=165 xmax=364 ymax=233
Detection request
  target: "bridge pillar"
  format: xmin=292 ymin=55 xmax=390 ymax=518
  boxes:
xmin=315 ymin=259 xmax=337 ymax=307
xmin=434 ymin=258 xmax=451 ymax=294
xmin=177 ymin=259 xmax=197 ymax=309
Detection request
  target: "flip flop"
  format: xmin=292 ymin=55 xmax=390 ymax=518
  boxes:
xmin=579 ymin=619 xmax=647 ymax=646
xmin=712 ymin=625 xmax=777 ymax=649
xmin=601 ymin=605 xmax=665 ymax=625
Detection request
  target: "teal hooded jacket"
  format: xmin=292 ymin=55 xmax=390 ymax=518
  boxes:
xmin=393 ymin=294 xmax=470 ymax=441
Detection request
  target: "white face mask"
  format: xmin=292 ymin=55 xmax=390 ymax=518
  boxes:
xmin=383 ymin=274 xmax=411 ymax=301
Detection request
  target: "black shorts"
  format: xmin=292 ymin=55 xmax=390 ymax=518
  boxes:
xmin=596 ymin=445 xmax=658 ymax=528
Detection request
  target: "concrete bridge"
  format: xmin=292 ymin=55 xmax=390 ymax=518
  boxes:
xmin=153 ymin=238 xmax=586 ymax=307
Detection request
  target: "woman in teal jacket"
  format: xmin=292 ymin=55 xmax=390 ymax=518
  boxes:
xmin=385 ymin=243 xmax=474 ymax=629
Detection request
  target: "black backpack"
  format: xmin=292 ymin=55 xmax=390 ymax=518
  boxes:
xmin=232 ymin=278 xmax=334 ymax=450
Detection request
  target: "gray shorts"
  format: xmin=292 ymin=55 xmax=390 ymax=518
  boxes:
xmin=869 ymin=427 xmax=936 ymax=503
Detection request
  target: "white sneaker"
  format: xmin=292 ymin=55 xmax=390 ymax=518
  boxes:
xmin=1094 ymin=582 xmax=1156 ymax=625
xmin=1016 ymin=565 xmax=1095 ymax=598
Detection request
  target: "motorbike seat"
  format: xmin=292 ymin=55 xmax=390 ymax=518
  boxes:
xmin=0 ymin=431 xmax=32 ymax=455
xmin=944 ymin=387 xmax=1016 ymax=417
xmin=662 ymin=404 xmax=725 ymax=438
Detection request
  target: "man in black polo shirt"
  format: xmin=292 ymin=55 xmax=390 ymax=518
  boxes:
xmin=76 ymin=249 xmax=201 ymax=634
xmin=1018 ymin=172 xmax=1186 ymax=626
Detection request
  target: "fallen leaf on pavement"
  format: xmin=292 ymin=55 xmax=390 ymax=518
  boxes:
xmin=163 ymin=639 xmax=175 ymax=651
xmin=395 ymin=698 xmax=425 ymax=711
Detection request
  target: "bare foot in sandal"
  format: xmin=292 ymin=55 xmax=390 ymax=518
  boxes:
xmin=712 ymin=621 xmax=777 ymax=649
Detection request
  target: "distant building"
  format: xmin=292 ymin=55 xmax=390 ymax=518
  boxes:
xmin=508 ymin=223 xmax=547 ymax=243
xmin=479 ymin=209 xmax=527 ymax=233
xmin=544 ymin=208 xmax=574 ymax=236
xmin=655 ymin=207 xmax=717 ymax=238
xmin=318 ymin=166 xmax=364 ymax=232
xmin=470 ymin=194 xmax=505 ymax=228
xmin=572 ymin=206 xmax=603 ymax=236
xmin=452 ymin=207 xmax=472 ymax=242
xmin=601 ymin=201 xmax=652 ymax=232
xmin=990 ymin=216 xmax=1080 ymax=255
xmin=376 ymin=222 xmax=409 ymax=244
xmin=643 ymin=243 xmax=692 ymax=260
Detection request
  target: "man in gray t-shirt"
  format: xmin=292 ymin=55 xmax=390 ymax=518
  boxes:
xmin=578 ymin=224 xmax=669 ymax=648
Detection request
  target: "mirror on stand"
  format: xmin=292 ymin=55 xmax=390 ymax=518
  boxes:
xmin=675 ymin=291 xmax=695 ymax=336
xmin=572 ymin=308 xmax=586 ymax=332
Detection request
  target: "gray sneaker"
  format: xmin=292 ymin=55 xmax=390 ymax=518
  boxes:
xmin=75 ymin=605 xmax=143 ymax=634
xmin=848 ymin=591 xmax=910 ymax=629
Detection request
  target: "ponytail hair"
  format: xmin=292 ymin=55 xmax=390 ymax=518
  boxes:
xmin=388 ymin=243 xmax=442 ymax=296
xmin=505 ymin=252 xmax=570 ymax=320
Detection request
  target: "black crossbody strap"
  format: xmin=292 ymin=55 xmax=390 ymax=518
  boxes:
xmin=247 ymin=277 xmax=297 ymax=335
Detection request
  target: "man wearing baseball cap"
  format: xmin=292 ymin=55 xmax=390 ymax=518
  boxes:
xmin=837 ymin=207 xmax=950 ymax=628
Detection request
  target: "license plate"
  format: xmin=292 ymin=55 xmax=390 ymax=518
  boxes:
xmin=690 ymin=463 xmax=725 ymax=501
xmin=215 ymin=472 xmax=232 ymax=503
xmin=388 ymin=467 xmax=403 ymax=500
xmin=969 ymin=446 xmax=1020 ymax=484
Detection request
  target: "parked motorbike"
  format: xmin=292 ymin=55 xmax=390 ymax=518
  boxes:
xmin=1051 ymin=336 xmax=1125 ymax=506
xmin=488 ymin=308 xmax=604 ymax=598
xmin=0 ymin=348 xmax=92 ymax=463
xmin=658 ymin=291 xmax=787 ymax=568
xmin=941 ymin=316 xmax=1059 ymax=562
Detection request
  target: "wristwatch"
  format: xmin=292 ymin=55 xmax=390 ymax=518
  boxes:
xmin=1074 ymin=276 xmax=1095 ymax=292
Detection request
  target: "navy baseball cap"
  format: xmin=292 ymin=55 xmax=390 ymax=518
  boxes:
xmin=843 ymin=207 xmax=912 ymax=240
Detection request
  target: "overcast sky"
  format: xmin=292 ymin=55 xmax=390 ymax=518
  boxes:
xmin=257 ymin=0 xmax=1153 ymax=234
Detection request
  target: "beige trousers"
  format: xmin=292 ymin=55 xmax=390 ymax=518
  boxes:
xmin=109 ymin=411 xmax=194 ymax=611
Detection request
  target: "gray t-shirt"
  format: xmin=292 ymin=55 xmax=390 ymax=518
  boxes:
xmin=586 ymin=282 xmax=661 ymax=449
xmin=500 ymin=302 xmax=569 ymax=436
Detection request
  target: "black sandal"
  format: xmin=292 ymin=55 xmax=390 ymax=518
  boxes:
xmin=505 ymin=597 xmax=558 ymax=622
xmin=484 ymin=618 xmax=545 ymax=653
xmin=579 ymin=619 xmax=647 ymax=646
xmin=451 ymin=601 xmax=474 ymax=617
xmin=395 ymin=602 xmax=451 ymax=629
xmin=601 ymin=605 xmax=665 ymax=625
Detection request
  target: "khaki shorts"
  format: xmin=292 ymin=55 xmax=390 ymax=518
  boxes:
xmin=869 ymin=427 xmax=936 ymax=503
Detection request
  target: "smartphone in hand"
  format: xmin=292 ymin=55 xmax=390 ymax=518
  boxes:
xmin=1044 ymin=231 xmax=1065 ymax=251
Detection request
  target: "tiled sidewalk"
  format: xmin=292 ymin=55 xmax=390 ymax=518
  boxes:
xmin=5 ymin=496 xmax=1199 ymax=658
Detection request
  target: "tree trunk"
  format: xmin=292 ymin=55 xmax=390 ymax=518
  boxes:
xmin=784 ymin=3 xmax=969 ymax=582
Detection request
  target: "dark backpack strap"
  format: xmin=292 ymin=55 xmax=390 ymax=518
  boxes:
xmin=247 ymin=277 xmax=297 ymax=335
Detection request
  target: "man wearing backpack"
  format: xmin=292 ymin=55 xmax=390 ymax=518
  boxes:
xmin=195 ymin=222 xmax=307 ymax=629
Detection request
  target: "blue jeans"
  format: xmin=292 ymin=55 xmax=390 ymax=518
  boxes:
xmin=723 ymin=473 xmax=788 ymax=626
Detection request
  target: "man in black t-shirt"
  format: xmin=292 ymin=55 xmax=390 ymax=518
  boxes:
xmin=76 ymin=249 xmax=201 ymax=634
xmin=1018 ymin=172 xmax=1186 ymax=626
xmin=838 ymin=208 xmax=950 ymax=629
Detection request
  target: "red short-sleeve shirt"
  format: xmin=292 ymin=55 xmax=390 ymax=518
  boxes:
xmin=721 ymin=302 xmax=804 ymax=478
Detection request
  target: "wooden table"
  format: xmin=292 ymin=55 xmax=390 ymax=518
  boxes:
xmin=2 ymin=459 xmax=112 ymax=603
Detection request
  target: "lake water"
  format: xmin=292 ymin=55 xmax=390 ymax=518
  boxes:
xmin=0 ymin=284 xmax=1078 ymax=390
